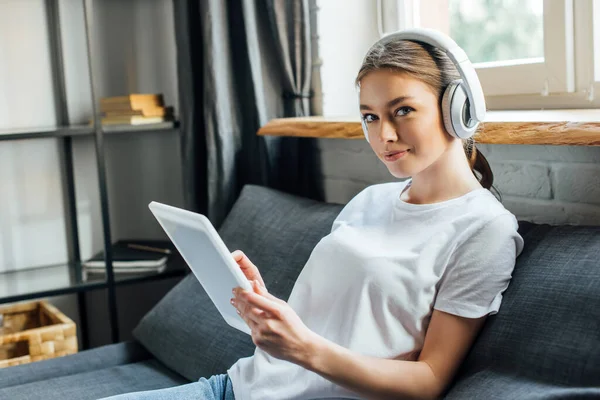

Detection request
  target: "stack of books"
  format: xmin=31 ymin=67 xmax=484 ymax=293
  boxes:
xmin=98 ymin=94 xmax=174 ymax=126
xmin=82 ymin=240 xmax=172 ymax=281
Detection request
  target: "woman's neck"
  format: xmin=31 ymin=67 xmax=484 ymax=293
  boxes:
xmin=401 ymin=141 xmax=482 ymax=205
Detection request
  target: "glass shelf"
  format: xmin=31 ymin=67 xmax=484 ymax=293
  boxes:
xmin=0 ymin=121 xmax=179 ymax=142
xmin=0 ymin=256 xmax=187 ymax=305
xmin=101 ymin=121 xmax=178 ymax=134
xmin=0 ymin=263 xmax=106 ymax=305
xmin=0 ymin=125 xmax=94 ymax=141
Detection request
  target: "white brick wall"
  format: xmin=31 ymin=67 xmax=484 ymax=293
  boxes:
xmin=491 ymin=161 xmax=552 ymax=199
xmin=553 ymin=165 xmax=600 ymax=205
xmin=317 ymin=139 xmax=600 ymax=225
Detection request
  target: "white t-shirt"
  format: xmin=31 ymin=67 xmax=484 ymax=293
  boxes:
xmin=228 ymin=181 xmax=524 ymax=400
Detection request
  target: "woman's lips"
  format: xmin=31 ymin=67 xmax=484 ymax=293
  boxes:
xmin=384 ymin=150 xmax=409 ymax=161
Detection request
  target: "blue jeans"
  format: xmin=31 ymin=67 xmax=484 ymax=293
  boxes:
xmin=99 ymin=374 xmax=235 ymax=400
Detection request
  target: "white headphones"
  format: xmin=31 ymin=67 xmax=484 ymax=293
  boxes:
xmin=359 ymin=28 xmax=486 ymax=142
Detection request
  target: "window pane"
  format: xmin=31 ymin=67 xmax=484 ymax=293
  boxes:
xmin=449 ymin=0 xmax=544 ymax=64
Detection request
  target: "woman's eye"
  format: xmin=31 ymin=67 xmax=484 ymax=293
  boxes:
xmin=363 ymin=114 xmax=377 ymax=123
xmin=395 ymin=106 xmax=414 ymax=116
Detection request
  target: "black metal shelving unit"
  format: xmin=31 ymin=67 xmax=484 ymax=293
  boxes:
xmin=0 ymin=0 xmax=186 ymax=350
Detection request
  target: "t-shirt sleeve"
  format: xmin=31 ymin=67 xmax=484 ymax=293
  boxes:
xmin=433 ymin=213 xmax=524 ymax=319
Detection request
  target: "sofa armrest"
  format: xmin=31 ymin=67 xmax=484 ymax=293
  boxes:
xmin=0 ymin=340 xmax=153 ymax=390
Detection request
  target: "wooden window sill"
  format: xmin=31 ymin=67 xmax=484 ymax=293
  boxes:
xmin=258 ymin=110 xmax=600 ymax=146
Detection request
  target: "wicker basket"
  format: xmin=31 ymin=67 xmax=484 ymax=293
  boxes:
xmin=0 ymin=300 xmax=78 ymax=368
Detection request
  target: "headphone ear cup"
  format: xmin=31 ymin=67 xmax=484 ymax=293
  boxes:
xmin=441 ymin=82 xmax=458 ymax=138
xmin=442 ymin=80 xmax=479 ymax=139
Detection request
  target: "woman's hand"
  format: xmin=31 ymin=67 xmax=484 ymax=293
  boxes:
xmin=231 ymin=280 xmax=318 ymax=367
xmin=231 ymin=250 xmax=265 ymax=288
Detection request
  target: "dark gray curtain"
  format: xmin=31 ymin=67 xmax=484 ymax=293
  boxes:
xmin=174 ymin=0 xmax=322 ymax=228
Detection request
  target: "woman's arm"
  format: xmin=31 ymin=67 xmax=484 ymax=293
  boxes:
xmin=233 ymin=282 xmax=486 ymax=400
xmin=305 ymin=309 xmax=486 ymax=400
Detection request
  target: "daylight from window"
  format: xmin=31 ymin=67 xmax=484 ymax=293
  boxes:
xmin=449 ymin=0 xmax=544 ymax=65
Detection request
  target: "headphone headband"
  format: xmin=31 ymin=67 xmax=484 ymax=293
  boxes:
xmin=373 ymin=28 xmax=486 ymax=124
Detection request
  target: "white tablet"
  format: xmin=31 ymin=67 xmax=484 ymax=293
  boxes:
xmin=148 ymin=201 xmax=252 ymax=335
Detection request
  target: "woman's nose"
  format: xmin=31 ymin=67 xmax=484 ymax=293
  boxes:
xmin=378 ymin=119 xmax=398 ymax=142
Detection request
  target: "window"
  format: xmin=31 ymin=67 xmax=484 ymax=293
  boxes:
xmin=316 ymin=0 xmax=600 ymax=114
xmin=413 ymin=0 xmax=575 ymax=97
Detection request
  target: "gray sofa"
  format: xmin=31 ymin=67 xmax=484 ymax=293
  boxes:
xmin=1 ymin=184 xmax=599 ymax=399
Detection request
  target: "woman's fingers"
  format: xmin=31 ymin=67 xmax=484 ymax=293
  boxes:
xmin=232 ymin=297 xmax=251 ymax=321
xmin=234 ymin=282 xmax=284 ymax=315
xmin=231 ymin=250 xmax=266 ymax=287
xmin=253 ymin=281 xmax=283 ymax=303
xmin=246 ymin=307 xmax=269 ymax=324
xmin=232 ymin=292 xmax=269 ymax=329
xmin=243 ymin=289 xmax=281 ymax=317
xmin=237 ymin=308 xmax=258 ymax=331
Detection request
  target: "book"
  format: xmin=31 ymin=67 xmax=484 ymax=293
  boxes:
xmin=99 ymin=94 xmax=164 ymax=111
xmin=83 ymin=263 xmax=167 ymax=275
xmin=102 ymin=106 xmax=174 ymax=118
xmin=82 ymin=240 xmax=172 ymax=270
xmin=81 ymin=263 xmax=167 ymax=282
xmin=94 ymin=94 xmax=176 ymax=127
xmin=100 ymin=115 xmax=166 ymax=126
xmin=83 ymin=260 xmax=167 ymax=271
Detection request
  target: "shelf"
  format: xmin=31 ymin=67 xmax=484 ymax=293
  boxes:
xmin=0 ymin=257 xmax=187 ymax=305
xmin=101 ymin=121 xmax=179 ymax=134
xmin=257 ymin=113 xmax=600 ymax=146
xmin=0 ymin=121 xmax=179 ymax=142
xmin=0 ymin=125 xmax=94 ymax=141
xmin=0 ymin=263 xmax=107 ymax=305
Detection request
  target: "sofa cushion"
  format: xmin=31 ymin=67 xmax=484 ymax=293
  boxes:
xmin=446 ymin=370 xmax=600 ymax=400
xmin=446 ymin=224 xmax=600 ymax=399
xmin=0 ymin=359 xmax=188 ymax=400
xmin=133 ymin=184 xmax=344 ymax=381
xmin=0 ymin=341 xmax=152 ymax=390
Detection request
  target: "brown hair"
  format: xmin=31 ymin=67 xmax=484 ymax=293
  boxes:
xmin=356 ymin=40 xmax=495 ymax=191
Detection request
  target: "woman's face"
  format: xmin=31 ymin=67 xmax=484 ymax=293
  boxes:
xmin=359 ymin=69 xmax=452 ymax=179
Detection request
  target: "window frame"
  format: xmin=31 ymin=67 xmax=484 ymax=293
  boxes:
xmin=487 ymin=0 xmax=599 ymax=109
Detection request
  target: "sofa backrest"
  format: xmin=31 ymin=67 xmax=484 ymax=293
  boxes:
xmin=133 ymin=184 xmax=344 ymax=381
xmin=135 ymin=184 xmax=600 ymax=397
xmin=446 ymin=224 xmax=600 ymax=398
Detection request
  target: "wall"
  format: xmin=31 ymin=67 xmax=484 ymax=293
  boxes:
xmin=317 ymin=138 xmax=600 ymax=226
xmin=0 ymin=1 xmax=57 ymax=129
xmin=317 ymin=0 xmax=379 ymax=116
xmin=316 ymin=0 xmax=600 ymax=226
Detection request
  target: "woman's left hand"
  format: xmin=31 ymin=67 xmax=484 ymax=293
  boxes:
xmin=231 ymin=281 xmax=317 ymax=367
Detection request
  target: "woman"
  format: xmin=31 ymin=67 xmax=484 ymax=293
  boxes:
xmin=104 ymin=29 xmax=523 ymax=400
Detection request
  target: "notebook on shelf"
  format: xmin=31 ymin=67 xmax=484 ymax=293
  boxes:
xmin=82 ymin=264 xmax=168 ymax=274
xmin=81 ymin=265 xmax=168 ymax=282
xmin=82 ymin=240 xmax=172 ymax=270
